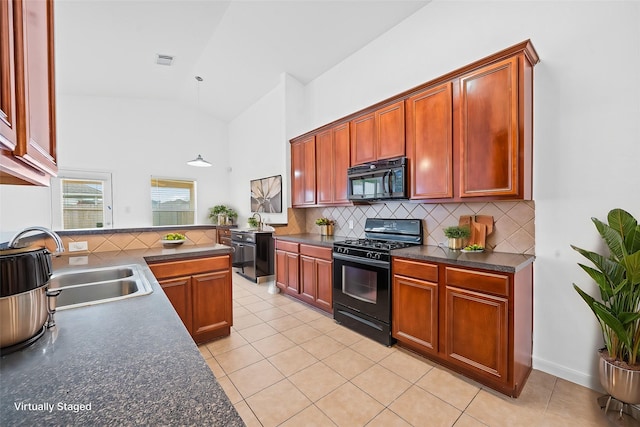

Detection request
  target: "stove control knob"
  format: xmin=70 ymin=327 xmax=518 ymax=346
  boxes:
xmin=374 ymin=252 xmax=381 ymax=260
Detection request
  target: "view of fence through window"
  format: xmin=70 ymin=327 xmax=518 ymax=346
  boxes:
xmin=62 ymin=179 xmax=105 ymax=229
xmin=151 ymin=178 xmax=196 ymax=226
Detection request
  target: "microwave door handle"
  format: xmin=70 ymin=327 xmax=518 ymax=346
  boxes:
xmin=387 ymin=170 xmax=393 ymax=194
xmin=384 ymin=171 xmax=391 ymax=195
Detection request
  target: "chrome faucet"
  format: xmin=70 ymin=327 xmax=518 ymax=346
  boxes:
xmin=251 ymin=212 xmax=262 ymax=230
xmin=8 ymin=226 xmax=65 ymax=254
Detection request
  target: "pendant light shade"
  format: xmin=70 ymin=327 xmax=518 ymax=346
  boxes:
xmin=187 ymin=76 xmax=212 ymax=167
xmin=187 ymin=154 xmax=212 ymax=167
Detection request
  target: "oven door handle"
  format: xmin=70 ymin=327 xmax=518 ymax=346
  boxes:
xmin=332 ymin=253 xmax=390 ymax=268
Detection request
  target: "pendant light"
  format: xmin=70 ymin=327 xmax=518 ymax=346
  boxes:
xmin=187 ymin=76 xmax=212 ymax=167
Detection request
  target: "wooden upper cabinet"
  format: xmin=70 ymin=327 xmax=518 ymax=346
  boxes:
xmin=350 ymin=100 xmax=405 ymax=166
xmin=0 ymin=0 xmax=57 ymax=186
xmin=406 ymin=83 xmax=453 ymax=199
xmin=457 ymin=56 xmax=525 ymax=198
xmin=316 ymin=122 xmax=350 ymax=205
xmin=376 ymin=101 xmax=405 ymax=161
xmin=350 ymin=112 xmax=376 ymax=165
xmin=0 ymin=0 xmax=17 ymax=151
xmin=315 ymin=129 xmax=333 ymax=204
xmin=291 ymin=135 xmax=316 ymax=207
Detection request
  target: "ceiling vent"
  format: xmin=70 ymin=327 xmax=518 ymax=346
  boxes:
xmin=155 ymin=54 xmax=174 ymax=66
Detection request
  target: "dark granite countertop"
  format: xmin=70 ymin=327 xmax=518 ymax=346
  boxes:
xmin=273 ymin=233 xmax=343 ymax=248
xmin=0 ymin=244 xmax=244 ymax=426
xmin=273 ymin=234 xmax=534 ymax=273
xmin=391 ymin=245 xmax=535 ymax=273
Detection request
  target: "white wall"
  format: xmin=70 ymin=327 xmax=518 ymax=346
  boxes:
xmin=299 ymin=1 xmax=640 ymax=390
xmin=0 ymin=95 xmax=229 ymax=239
xmin=227 ymin=73 xmax=307 ymax=226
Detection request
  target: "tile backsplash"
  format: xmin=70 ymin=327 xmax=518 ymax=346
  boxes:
xmin=32 ymin=228 xmax=218 ymax=254
xmin=34 ymin=201 xmax=533 ymax=255
xmin=297 ymin=201 xmax=535 ymax=255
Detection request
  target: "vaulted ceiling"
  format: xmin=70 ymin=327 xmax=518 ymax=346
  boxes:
xmin=54 ymin=0 xmax=430 ymax=122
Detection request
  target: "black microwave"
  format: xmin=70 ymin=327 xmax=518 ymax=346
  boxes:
xmin=347 ymin=157 xmax=407 ymax=201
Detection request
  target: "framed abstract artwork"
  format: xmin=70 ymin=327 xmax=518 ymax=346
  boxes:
xmin=250 ymin=175 xmax=282 ymax=213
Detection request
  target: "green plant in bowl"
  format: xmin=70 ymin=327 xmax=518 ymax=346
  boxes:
xmin=163 ymin=233 xmax=186 ymax=241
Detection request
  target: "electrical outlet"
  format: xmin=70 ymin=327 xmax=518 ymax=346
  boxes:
xmin=348 ymin=220 xmax=354 ymax=229
xmin=69 ymin=241 xmax=88 ymax=252
xmin=69 ymin=256 xmax=89 ymax=266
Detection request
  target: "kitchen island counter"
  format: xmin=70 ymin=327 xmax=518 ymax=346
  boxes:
xmin=0 ymin=244 xmax=244 ymax=426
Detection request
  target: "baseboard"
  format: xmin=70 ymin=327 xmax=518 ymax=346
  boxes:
xmin=533 ymin=355 xmax=604 ymax=392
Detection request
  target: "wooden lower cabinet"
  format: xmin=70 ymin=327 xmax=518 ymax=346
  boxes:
xmin=275 ymin=240 xmax=300 ymax=295
xmin=392 ymin=257 xmax=533 ymax=397
xmin=275 ymin=239 xmax=333 ymax=313
xmin=158 ymin=276 xmax=192 ymax=335
xmin=148 ymin=255 xmax=232 ymax=344
xmin=392 ymin=270 xmax=439 ymax=356
xmin=445 ymin=286 xmax=508 ymax=380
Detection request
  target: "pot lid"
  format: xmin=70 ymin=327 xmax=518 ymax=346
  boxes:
xmin=0 ymin=247 xmax=52 ymax=297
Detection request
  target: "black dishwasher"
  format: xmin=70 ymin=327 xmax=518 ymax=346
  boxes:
xmin=230 ymin=229 xmax=274 ymax=282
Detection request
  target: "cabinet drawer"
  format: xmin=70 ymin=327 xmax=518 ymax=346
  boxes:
xmin=393 ymin=258 xmax=438 ymax=282
xmin=445 ymin=267 xmax=509 ymax=297
xmin=218 ymin=228 xmax=231 ymax=237
xmin=275 ymin=240 xmax=299 ymax=253
xmin=300 ymin=244 xmax=332 ymax=260
xmin=149 ymin=255 xmax=230 ymax=279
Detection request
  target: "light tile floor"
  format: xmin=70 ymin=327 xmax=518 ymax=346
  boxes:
xmin=198 ymin=274 xmax=614 ymax=427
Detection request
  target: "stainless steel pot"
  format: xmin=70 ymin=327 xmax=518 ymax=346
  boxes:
xmin=0 ymin=247 xmax=53 ymax=348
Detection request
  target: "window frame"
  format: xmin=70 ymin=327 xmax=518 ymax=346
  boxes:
xmin=50 ymin=170 xmax=113 ymax=230
xmin=150 ymin=176 xmax=198 ymax=226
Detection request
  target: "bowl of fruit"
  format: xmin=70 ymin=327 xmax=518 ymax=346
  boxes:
xmin=161 ymin=233 xmax=187 ymax=246
xmin=461 ymin=244 xmax=484 ymax=253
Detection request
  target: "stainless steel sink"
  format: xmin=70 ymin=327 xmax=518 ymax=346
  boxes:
xmin=48 ymin=264 xmax=153 ymax=309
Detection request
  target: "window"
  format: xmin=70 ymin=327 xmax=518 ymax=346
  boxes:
xmin=151 ymin=177 xmax=196 ymax=226
xmin=51 ymin=171 xmax=113 ymax=230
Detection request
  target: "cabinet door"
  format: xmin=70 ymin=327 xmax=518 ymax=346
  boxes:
xmin=392 ymin=274 xmax=438 ymax=354
xmin=350 ymin=112 xmax=376 ymax=166
xmin=458 ymin=56 xmax=519 ymax=198
xmin=299 ymin=255 xmax=317 ymax=304
xmin=276 ymin=249 xmax=300 ymax=296
xmin=315 ymin=129 xmax=333 ymax=204
xmin=291 ymin=136 xmax=316 ymax=206
xmin=13 ymin=0 xmax=57 ymax=176
xmin=333 ymin=123 xmax=350 ymax=203
xmin=315 ymin=258 xmax=333 ymax=312
xmin=0 ymin=0 xmax=17 ymax=150
xmin=376 ymin=101 xmax=405 ymax=160
xmin=445 ymin=286 xmax=508 ymax=380
xmin=191 ymin=270 xmax=232 ymax=343
xmin=285 ymin=252 xmax=300 ymax=296
xmin=0 ymin=0 xmax=56 ymax=186
xmin=275 ymin=249 xmax=288 ymax=291
xmin=406 ymin=83 xmax=453 ymax=199
xmin=158 ymin=276 xmax=192 ymax=334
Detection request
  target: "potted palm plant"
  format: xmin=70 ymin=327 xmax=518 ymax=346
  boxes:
xmin=572 ymin=208 xmax=640 ymax=405
xmin=443 ymin=225 xmax=470 ymax=250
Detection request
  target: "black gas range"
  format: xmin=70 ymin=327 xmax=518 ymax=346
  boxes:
xmin=332 ymin=218 xmax=423 ymax=346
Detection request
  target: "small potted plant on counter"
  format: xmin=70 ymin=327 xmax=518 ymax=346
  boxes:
xmin=226 ymin=209 xmax=238 ymax=225
xmin=316 ymin=218 xmax=335 ymax=236
xmin=443 ymin=225 xmax=470 ymax=250
xmin=572 ymin=208 xmax=640 ymax=408
xmin=209 ymin=205 xmax=237 ymax=225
